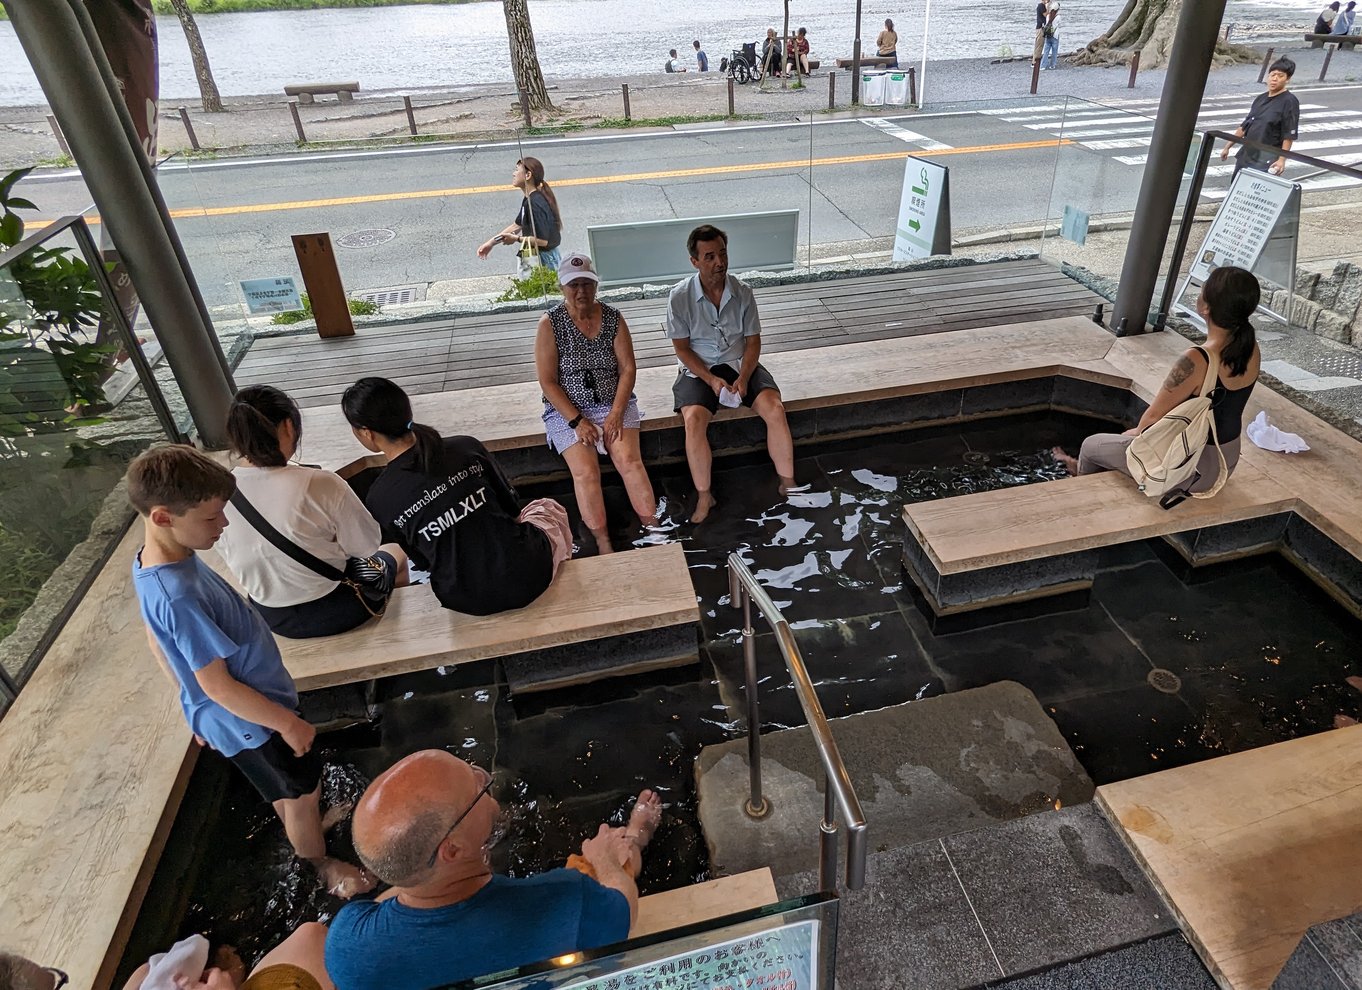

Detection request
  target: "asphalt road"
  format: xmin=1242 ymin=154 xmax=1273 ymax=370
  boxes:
xmin=22 ymin=83 xmax=1362 ymax=310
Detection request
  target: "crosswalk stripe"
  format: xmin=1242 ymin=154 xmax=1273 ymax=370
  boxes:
xmin=1078 ymin=119 xmax=1362 ymax=151
xmin=1200 ymin=171 xmax=1362 ymax=200
xmin=1115 ymin=135 xmax=1362 ymax=167
xmin=859 ymin=118 xmax=955 ymax=150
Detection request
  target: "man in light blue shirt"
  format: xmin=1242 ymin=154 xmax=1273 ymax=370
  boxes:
xmin=664 ymin=224 xmax=798 ymax=523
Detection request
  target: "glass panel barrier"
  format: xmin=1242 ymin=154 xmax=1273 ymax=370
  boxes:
xmin=0 ymin=213 xmax=178 ymax=701
xmin=450 ymin=893 xmax=837 ymax=990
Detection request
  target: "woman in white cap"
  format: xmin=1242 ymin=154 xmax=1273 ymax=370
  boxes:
xmin=536 ymin=253 xmax=661 ymax=553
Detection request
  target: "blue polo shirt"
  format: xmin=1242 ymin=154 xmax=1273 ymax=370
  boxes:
xmin=664 ymin=273 xmax=762 ymax=375
xmin=325 ymin=870 xmax=631 ymax=990
xmin=133 ymin=550 xmax=297 ymax=757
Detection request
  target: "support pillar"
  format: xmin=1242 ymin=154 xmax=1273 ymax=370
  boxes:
xmin=3 ymin=0 xmax=235 ymax=444
xmin=1111 ymin=0 xmax=1228 ymax=335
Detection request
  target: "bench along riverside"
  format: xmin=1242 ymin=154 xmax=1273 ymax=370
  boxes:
xmin=283 ymin=81 xmax=361 ymax=104
xmin=1305 ymin=32 xmax=1360 ymax=50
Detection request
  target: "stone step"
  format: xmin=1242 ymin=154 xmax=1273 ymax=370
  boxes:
xmin=774 ymin=803 xmax=1179 ymax=990
xmin=1273 ymin=910 xmax=1362 ymax=989
xmin=695 ymin=681 xmax=1094 ymax=880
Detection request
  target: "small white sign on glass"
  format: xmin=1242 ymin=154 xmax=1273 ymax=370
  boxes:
xmin=240 ymin=276 xmax=302 ymax=315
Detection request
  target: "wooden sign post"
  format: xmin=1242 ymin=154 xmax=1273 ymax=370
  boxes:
xmin=290 ymin=232 xmax=354 ymax=338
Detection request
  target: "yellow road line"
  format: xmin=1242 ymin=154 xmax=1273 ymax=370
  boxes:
xmin=32 ymin=138 xmax=1071 ymax=228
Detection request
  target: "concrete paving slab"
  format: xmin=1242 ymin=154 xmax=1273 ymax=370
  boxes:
xmin=984 ymin=934 xmax=1217 ymax=990
xmin=696 ymin=681 xmax=1093 ymax=879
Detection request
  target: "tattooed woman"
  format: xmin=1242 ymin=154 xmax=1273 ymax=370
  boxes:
xmin=1052 ymin=266 xmax=1261 ymax=494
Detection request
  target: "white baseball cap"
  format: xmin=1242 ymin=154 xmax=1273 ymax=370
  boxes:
xmin=557 ymin=253 xmax=600 ymax=285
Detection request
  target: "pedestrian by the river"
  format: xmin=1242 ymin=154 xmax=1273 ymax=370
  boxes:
xmin=694 ymin=39 xmax=709 ymax=71
xmin=877 ymin=18 xmax=898 ymax=67
xmin=665 ymin=48 xmax=689 ymax=72
xmin=476 ymin=157 xmax=563 ymax=272
xmin=1316 ymin=1 xmax=1341 ymax=33
xmin=1220 ymin=57 xmax=1299 ymax=177
xmin=1032 ymin=0 xmax=1047 ymax=65
xmin=1040 ymin=2 xmax=1060 ymax=69
xmin=1331 ymin=1 xmax=1356 ymax=35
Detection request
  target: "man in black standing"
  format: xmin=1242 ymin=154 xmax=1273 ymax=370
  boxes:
xmin=1221 ymin=57 xmax=1300 ymax=178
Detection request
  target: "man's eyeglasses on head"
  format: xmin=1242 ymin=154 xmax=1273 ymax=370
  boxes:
xmin=427 ymin=765 xmax=494 ymax=866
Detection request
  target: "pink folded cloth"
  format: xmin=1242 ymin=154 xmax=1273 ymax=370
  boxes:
xmin=518 ymin=498 xmax=573 ymax=575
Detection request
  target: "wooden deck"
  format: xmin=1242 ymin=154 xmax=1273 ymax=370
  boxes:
xmin=235 ymin=259 xmax=1103 ymax=408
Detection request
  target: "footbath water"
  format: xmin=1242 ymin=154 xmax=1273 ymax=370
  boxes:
xmin=148 ymin=409 xmax=1360 ymax=972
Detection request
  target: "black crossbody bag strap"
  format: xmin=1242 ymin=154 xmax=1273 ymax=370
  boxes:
xmin=229 ymin=489 xmax=346 ymax=583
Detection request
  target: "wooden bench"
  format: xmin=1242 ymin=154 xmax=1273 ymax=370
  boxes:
xmin=835 ymin=55 xmax=897 ymax=68
xmin=586 ymin=210 xmax=799 ymax=289
xmin=1305 ymin=32 xmax=1360 ymax=50
xmin=283 ymin=81 xmax=360 ymax=104
xmin=634 ymin=868 xmax=777 ymax=937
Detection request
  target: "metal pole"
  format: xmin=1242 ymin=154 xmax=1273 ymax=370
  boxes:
xmin=1257 ymin=47 xmax=1274 ymax=83
xmin=177 ymin=106 xmax=200 ymax=150
xmin=739 ymin=590 xmax=769 ymax=819
xmin=0 ymin=661 xmax=18 ymax=700
xmin=1155 ymin=132 xmax=1216 ymax=329
xmin=402 ymin=95 xmax=418 ymax=136
xmin=828 ymin=70 xmax=836 ymax=109
xmin=918 ymin=0 xmax=931 ymax=107
xmin=819 ymin=773 xmax=839 ymax=893
xmin=1030 ymin=57 xmax=1041 ymax=95
xmin=1127 ymin=50 xmax=1141 ymax=88
xmin=45 ymin=113 xmax=71 ymax=157
xmin=851 ymin=0 xmax=863 ymax=104
xmin=622 ymin=83 xmax=631 ymax=122
xmin=6 ymin=0 xmax=234 ymax=444
xmin=288 ymin=99 xmax=307 ymax=143
xmin=1112 ymin=0 xmax=1228 ymax=335
xmin=1319 ymin=45 xmax=1334 ymax=82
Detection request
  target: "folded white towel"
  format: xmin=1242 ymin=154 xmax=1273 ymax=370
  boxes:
xmin=141 ymin=935 xmax=210 ymax=990
xmin=1245 ymin=410 xmax=1310 ymax=453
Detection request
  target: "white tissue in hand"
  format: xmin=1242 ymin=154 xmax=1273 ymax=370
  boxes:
xmin=718 ymin=386 xmax=742 ymax=408
xmin=142 ymin=934 xmax=210 ymax=990
xmin=1246 ymin=410 xmax=1310 ymax=453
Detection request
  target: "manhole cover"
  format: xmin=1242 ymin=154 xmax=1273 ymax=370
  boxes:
xmin=1147 ymin=668 xmax=1182 ymax=695
xmin=336 ymin=228 xmax=396 ymax=249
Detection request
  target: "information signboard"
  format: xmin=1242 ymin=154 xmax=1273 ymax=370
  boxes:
xmin=893 ymin=156 xmax=951 ymax=261
xmin=1189 ymin=171 xmax=1294 ymax=281
xmin=240 ymin=276 xmax=302 ymax=315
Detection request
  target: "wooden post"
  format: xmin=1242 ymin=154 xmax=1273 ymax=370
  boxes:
xmin=402 ymin=95 xmax=418 ymax=136
xmin=1030 ymin=58 xmax=1040 ymax=95
xmin=1223 ymin=23 xmax=1233 ymax=41
xmin=728 ymin=78 xmax=735 ymax=116
xmin=519 ymin=90 xmax=532 ymax=128
xmin=908 ymin=66 xmax=917 ymax=106
xmin=177 ymin=106 xmax=200 ymax=150
xmin=288 ymin=100 xmax=306 ymax=143
xmin=290 ymin=233 xmax=354 ymax=338
xmin=1127 ymin=50 xmax=1141 ymax=88
xmin=1320 ymin=45 xmax=1334 ymax=82
xmin=828 ymin=71 xmax=836 ymax=109
xmin=45 ymin=113 xmax=71 ymax=157
xmin=1257 ymin=47 xmax=1274 ymax=83
xmin=622 ymin=83 xmax=631 ymax=121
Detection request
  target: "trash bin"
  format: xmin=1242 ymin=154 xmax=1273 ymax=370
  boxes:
xmin=884 ymin=70 xmax=910 ymax=106
xmin=861 ymin=70 xmax=887 ymax=107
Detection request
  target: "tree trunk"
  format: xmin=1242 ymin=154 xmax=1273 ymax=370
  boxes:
xmin=168 ymin=0 xmax=223 ymax=112
xmin=781 ymin=2 xmax=791 ymax=90
xmin=1075 ymin=0 xmax=1255 ymax=69
xmin=502 ymin=0 xmax=553 ymax=112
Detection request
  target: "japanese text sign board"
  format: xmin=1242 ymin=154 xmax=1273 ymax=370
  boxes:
xmin=240 ymin=276 xmax=302 ymax=315
xmin=1189 ymin=171 xmax=1295 ymax=282
xmin=893 ymin=156 xmax=951 ymax=262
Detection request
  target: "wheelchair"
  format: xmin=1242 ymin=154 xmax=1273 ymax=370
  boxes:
xmin=719 ymin=42 xmax=759 ymax=83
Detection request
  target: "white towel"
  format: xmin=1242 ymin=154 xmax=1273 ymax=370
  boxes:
xmin=1245 ymin=410 xmax=1310 ymax=453
xmin=140 ymin=934 xmax=210 ymax=990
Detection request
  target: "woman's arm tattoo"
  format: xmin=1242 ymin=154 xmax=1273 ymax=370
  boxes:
xmin=1163 ymin=354 xmax=1196 ymax=391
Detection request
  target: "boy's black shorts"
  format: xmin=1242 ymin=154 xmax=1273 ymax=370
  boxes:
xmin=229 ymin=729 xmax=322 ymax=803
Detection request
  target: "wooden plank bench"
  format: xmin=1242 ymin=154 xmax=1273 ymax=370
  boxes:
xmin=835 ymin=55 xmax=897 ymax=68
xmin=283 ymin=81 xmax=360 ymax=104
xmin=1305 ymin=32 xmax=1360 ymax=50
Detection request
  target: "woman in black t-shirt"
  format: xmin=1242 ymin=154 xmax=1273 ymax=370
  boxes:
xmin=341 ymin=377 xmax=572 ymax=616
xmin=475 ymin=156 xmax=564 ymax=270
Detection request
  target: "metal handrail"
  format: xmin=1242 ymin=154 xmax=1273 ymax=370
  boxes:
xmin=727 ymin=553 xmax=868 ymax=892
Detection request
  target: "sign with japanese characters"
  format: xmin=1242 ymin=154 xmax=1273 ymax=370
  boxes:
xmin=893 ymin=156 xmax=951 ymax=261
xmin=1189 ymin=171 xmax=1295 ymax=281
xmin=239 ymin=276 xmax=302 ymax=315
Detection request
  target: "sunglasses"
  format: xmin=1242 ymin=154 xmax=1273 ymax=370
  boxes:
xmin=426 ymin=766 xmax=495 ymax=866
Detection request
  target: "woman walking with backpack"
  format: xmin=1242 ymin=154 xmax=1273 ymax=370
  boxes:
xmin=1052 ymin=266 xmax=1261 ymax=496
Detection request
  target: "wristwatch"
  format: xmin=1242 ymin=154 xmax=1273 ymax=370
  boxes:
xmin=568 ymin=413 xmax=584 ymax=429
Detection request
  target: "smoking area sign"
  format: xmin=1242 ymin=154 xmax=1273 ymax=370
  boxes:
xmin=893 ymin=156 xmax=951 ymax=261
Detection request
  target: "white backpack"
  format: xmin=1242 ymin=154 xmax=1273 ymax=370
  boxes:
xmin=1125 ymin=348 xmax=1228 ymax=500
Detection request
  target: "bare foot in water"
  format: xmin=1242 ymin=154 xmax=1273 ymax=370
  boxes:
xmin=1051 ymin=446 xmax=1079 ymax=477
xmin=317 ymin=857 xmax=376 ymax=899
xmin=321 ymin=801 xmax=353 ymax=833
xmin=213 ymin=946 xmax=247 ymax=986
xmin=621 ymin=789 xmax=663 ymax=876
xmin=1334 ymin=714 xmax=1359 ymax=729
xmin=690 ymin=491 xmax=717 ymax=524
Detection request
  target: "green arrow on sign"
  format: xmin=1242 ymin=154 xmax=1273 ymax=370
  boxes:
xmin=908 ymin=219 xmax=921 ymax=232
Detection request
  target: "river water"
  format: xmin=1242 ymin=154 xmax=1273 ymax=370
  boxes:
xmin=0 ymin=0 xmax=1328 ymax=107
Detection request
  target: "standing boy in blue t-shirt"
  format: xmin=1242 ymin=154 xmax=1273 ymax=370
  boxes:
xmin=127 ymin=444 xmax=373 ymax=899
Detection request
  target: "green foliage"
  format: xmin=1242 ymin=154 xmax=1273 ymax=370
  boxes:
xmin=0 ymin=168 xmax=116 ymax=441
xmin=0 ymin=520 xmax=56 ymax=642
xmin=271 ymin=293 xmax=380 ymax=325
xmin=494 ymin=265 xmax=561 ymax=303
xmin=593 ymin=114 xmax=742 ymax=129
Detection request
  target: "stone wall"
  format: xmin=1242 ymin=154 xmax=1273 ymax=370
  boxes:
xmin=1264 ymin=262 xmax=1362 ymax=345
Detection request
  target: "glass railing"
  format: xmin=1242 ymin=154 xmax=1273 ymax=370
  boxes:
xmin=447 ymin=893 xmax=837 ymax=990
xmin=0 ymin=209 xmax=180 ymax=716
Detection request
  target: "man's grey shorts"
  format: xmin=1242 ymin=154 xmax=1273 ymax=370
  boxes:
xmin=672 ymin=363 xmax=780 ymax=413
